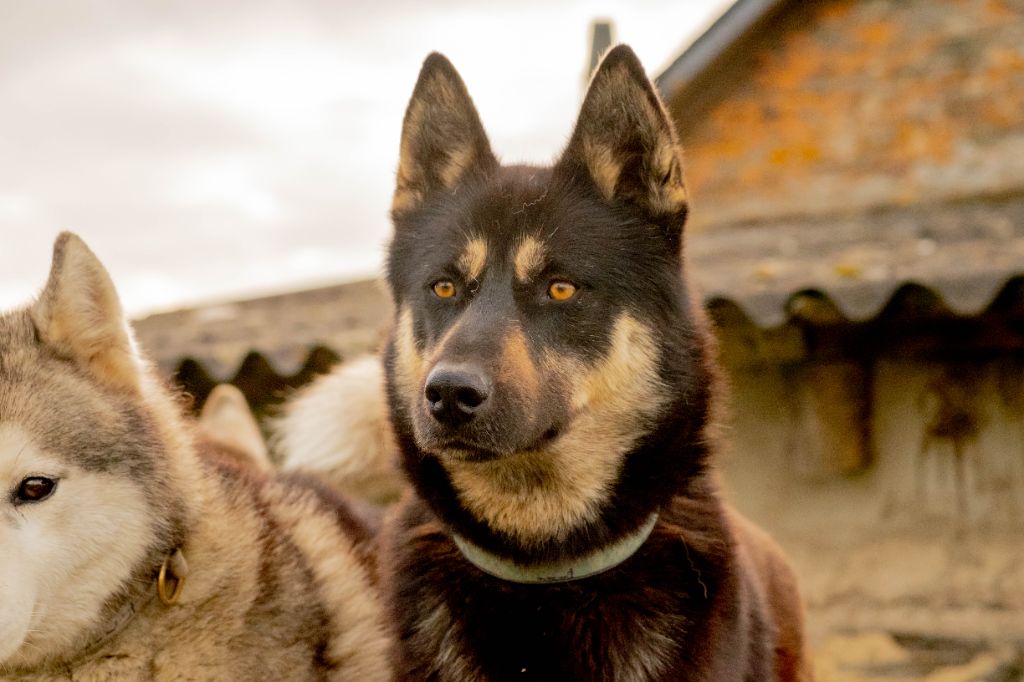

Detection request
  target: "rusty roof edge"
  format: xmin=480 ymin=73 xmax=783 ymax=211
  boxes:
xmin=164 ymin=275 xmax=1024 ymax=385
xmin=654 ymin=0 xmax=787 ymax=98
xmin=705 ymin=273 xmax=1024 ymax=330
xmin=169 ymin=343 xmax=347 ymax=385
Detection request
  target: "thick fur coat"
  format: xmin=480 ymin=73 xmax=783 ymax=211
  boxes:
xmin=0 ymin=234 xmax=392 ymax=681
xmin=378 ymin=46 xmax=811 ymax=681
xmin=276 ymin=356 xmax=404 ymax=505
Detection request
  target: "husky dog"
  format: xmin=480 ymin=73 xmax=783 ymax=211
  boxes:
xmin=276 ymin=356 xmax=404 ymax=505
xmin=378 ymin=47 xmax=810 ymax=680
xmin=0 ymin=234 xmax=391 ymax=680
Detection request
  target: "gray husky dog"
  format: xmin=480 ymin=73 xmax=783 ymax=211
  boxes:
xmin=0 ymin=233 xmax=391 ymax=680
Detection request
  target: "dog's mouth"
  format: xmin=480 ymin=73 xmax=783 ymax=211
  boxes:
xmin=422 ymin=424 xmax=564 ymax=463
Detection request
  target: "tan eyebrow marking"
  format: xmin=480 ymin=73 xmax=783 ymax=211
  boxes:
xmin=458 ymin=238 xmax=487 ymax=281
xmin=514 ymin=236 xmax=546 ymax=282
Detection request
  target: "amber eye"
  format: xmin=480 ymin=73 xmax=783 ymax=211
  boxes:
xmin=14 ymin=477 xmax=57 ymax=504
xmin=432 ymin=280 xmax=457 ymax=299
xmin=547 ymin=280 xmax=577 ymax=301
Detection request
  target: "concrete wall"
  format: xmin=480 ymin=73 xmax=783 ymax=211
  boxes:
xmin=720 ymin=356 xmax=1024 ymax=644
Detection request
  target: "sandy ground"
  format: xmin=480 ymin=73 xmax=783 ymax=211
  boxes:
xmin=814 ymin=632 xmax=1022 ymax=681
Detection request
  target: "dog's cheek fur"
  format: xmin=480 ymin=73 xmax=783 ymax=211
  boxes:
xmin=28 ymin=484 xmax=153 ymax=666
xmin=391 ymin=305 xmax=429 ymax=436
xmin=444 ymin=313 xmax=668 ymax=546
xmin=0 ymin=341 xmax=192 ymax=670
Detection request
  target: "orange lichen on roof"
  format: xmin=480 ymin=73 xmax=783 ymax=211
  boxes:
xmin=674 ymin=0 xmax=1024 ymax=229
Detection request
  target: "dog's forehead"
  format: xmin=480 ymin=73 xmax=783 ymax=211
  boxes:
xmin=449 ymin=172 xmax=574 ymax=268
xmin=451 ymin=232 xmax=548 ymax=284
xmin=0 ymin=423 xmax=67 ymax=481
xmin=0 ymin=348 xmax=153 ymax=477
xmin=0 ymin=365 xmax=88 ymax=475
xmin=0 ymin=313 xmax=52 ymax=418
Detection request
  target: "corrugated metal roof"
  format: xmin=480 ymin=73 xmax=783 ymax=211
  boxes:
xmin=131 ymin=195 xmax=1024 ymax=379
xmin=690 ymin=195 xmax=1024 ymax=327
xmin=133 ymin=279 xmax=391 ymax=378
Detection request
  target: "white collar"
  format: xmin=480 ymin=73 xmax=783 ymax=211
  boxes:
xmin=451 ymin=513 xmax=659 ymax=584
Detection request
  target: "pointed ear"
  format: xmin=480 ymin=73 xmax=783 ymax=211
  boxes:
xmin=558 ymin=45 xmax=688 ymax=230
xmin=30 ymin=232 xmax=142 ymax=393
xmin=199 ymin=384 xmax=270 ymax=468
xmin=392 ymin=53 xmax=497 ymax=217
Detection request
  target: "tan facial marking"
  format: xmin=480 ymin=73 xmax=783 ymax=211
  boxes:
xmin=457 ymin=238 xmax=487 ymax=282
xmin=447 ymin=313 xmax=668 ymax=545
xmin=397 ymin=305 xmax=472 ymax=432
xmin=568 ymin=313 xmax=664 ymax=414
xmin=393 ymin=306 xmax=426 ymax=407
xmin=497 ymin=326 xmax=540 ymax=409
xmin=513 ymin=236 xmax=546 ymax=282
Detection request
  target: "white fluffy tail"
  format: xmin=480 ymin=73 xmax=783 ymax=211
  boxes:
xmin=274 ymin=356 xmax=404 ymax=504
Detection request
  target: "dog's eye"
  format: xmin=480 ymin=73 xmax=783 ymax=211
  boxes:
xmin=547 ymin=281 xmax=577 ymax=301
xmin=14 ymin=477 xmax=57 ymax=504
xmin=432 ymin=280 xmax=457 ymax=299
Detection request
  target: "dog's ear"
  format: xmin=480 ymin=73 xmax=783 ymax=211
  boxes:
xmin=30 ymin=232 xmax=142 ymax=393
xmin=392 ymin=53 xmax=497 ymax=217
xmin=199 ymin=384 xmax=271 ymax=469
xmin=558 ymin=45 xmax=688 ymax=232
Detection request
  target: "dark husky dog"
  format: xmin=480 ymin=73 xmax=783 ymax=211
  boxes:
xmin=380 ymin=45 xmax=810 ymax=681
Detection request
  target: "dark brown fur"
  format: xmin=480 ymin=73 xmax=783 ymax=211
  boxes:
xmin=382 ymin=483 xmax=810 ymax=681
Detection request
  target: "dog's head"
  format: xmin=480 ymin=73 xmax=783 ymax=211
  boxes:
xmin=0 ymin=234 xmax=189 ymax=669
xmin=385 ymin=46 xmax=716 ymax=556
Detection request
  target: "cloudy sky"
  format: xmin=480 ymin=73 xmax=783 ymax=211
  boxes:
xmin=0 ymin=1 xmax=731 ymax=316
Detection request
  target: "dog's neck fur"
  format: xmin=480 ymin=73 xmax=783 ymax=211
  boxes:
xmin=74 ymin=546 xmax=183 ymax=664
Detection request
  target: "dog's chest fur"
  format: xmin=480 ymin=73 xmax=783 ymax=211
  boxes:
xmin=385 ymin=489 xmax=774 ymax=682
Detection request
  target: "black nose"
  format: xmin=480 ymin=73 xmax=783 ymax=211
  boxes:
xmin=424 ymin=364 xmax=490 ymax=427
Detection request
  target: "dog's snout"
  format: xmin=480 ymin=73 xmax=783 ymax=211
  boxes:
xmin=425 ymin=364 xmax=490 ymax=426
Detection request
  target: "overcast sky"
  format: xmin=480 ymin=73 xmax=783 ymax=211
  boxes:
xmin=0 ymin=1 xmax=732 ymax=316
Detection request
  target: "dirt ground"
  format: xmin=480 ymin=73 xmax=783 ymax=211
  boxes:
xmin=813 ymin=632 xmax=1022 ymax=681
